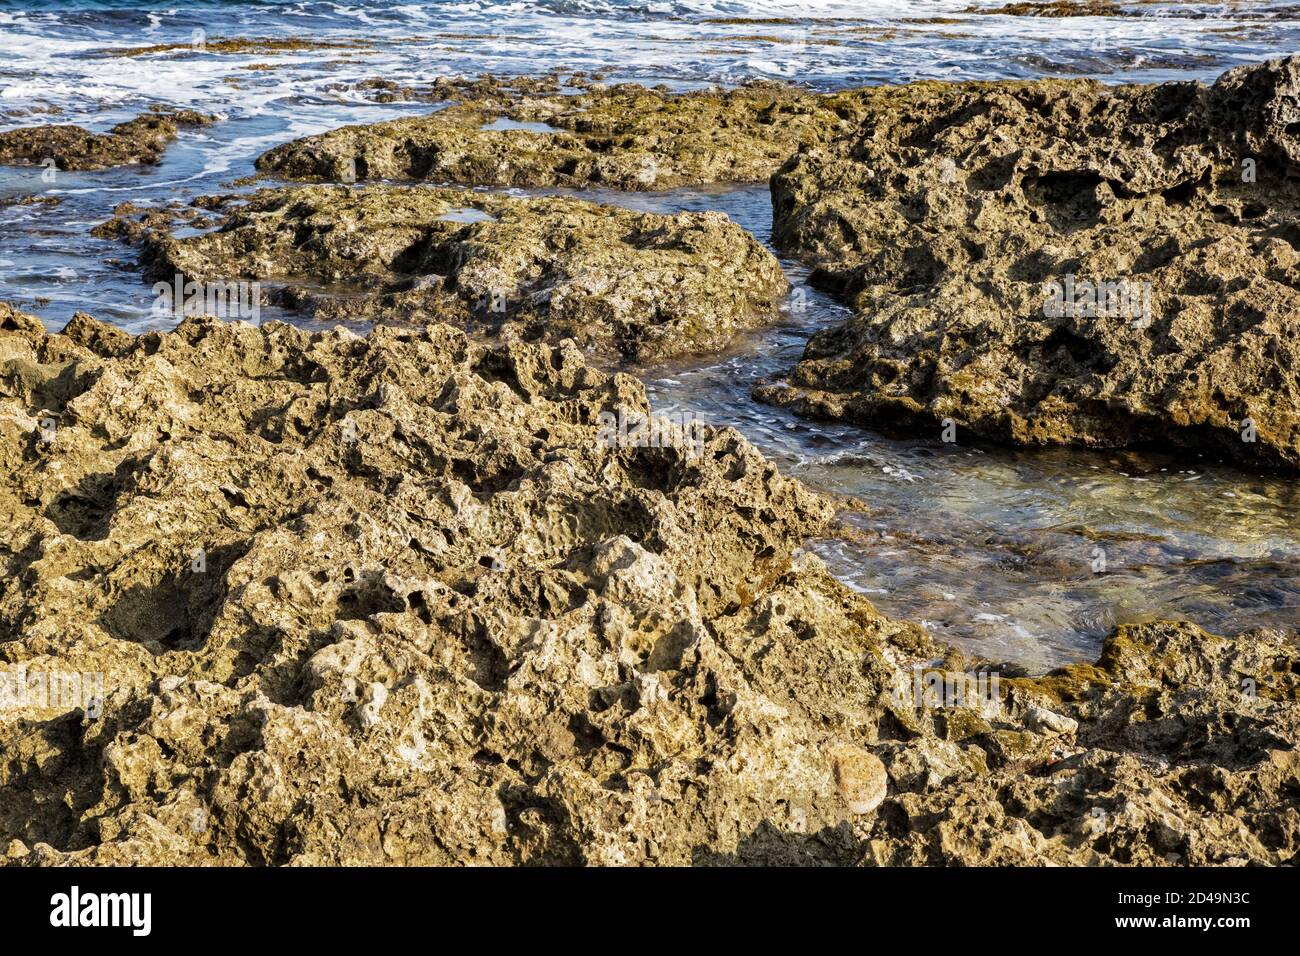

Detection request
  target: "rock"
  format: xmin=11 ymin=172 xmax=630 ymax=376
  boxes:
xmin=331 ymin=74 xmax=568 ymax=105
xmin=256 ymin=81 xmax=853 ymax=190
xmin=60 ymin=311 xmax=132 ymax=358
xmin=1024 ymin=705 xmax=1078 ymax=737
xmin=0 ymin=108 xmax=215 ymax=171
xmin=879 ymin=738 xmax=988 ymax=792
xmin=0 ymin=307 xmax=853 ymax=865
xmin=966 ymin=0 xmax=1123 ymax=15
xmin=829 ymin=745 xmax=889 ymax=814
xmin=0 ymin=301 xmax=47 ymax=334
xmin=98 ymin=37 xmax=371 ymax=59
xmin=979 ymin=729 xmax=1054 ymax=769
xmin=355 ymin=683 xmax=388 ymax=730
xmin=122 ymin=184 xmax=788 ymax=362
xmin=0 ymin=302 xmax=1296 ymax=866
xmin=934 ymin=707 xmax=993 ymax=742
xmin=757 ymin=56 xmax=1300 ymax=471
xmin=90 ymin=200 xmax=211 ymax=244
xmin=0 ymin=195 xmax=62 ymax=210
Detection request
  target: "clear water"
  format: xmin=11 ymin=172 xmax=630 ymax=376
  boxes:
xmin=592 ymin=186 xmax=1300 ymax=672
xmin=437 ymin=206 xmax=497 ymax=223
xmin=2 ymin=1 xmax=1298 ymax=670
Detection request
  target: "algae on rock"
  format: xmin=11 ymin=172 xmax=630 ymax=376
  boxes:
xmin=0 ymin=109 xmax=216 ymax=171
xmin=256 ymin=82 xmax=859 ymax=190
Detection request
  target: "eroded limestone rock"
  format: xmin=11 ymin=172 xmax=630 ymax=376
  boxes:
xmin=0 ymin=109 xmax=216 ymax=171
xmin=256 ymin=82 xmax=856 ymax=190
xmin=0 ymin=306 xmax=1295 ymax=866
xmin=121 ymin=184 xmax=788 ymax=362
xmin=757 ymin=56 xmax=1300 ymax=471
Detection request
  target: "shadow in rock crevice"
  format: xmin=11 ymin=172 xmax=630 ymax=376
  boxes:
xmin=691 ymin=820 xmax=861 ymax=866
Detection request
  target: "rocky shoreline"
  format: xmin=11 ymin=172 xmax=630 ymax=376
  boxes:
xmin=2 ymin=306 xmax=1296 ymax=865
xmin=756 ymin=57 xmax=1300 ymax=471
xmin=121 ymin=184 xmax=789 ymax=362
xmin=1 ymin=56 xmax=1297 ymax=866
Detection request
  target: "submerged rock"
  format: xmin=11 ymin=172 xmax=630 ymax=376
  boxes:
xmin=126 ymin=184 xmax=788 ymax=362
xmin=0 ymin=109 xmax=215 ymax=171
xmin=97 ymin=37 xmax=371 ymax=58
xmin=0 ymin=195 xmax=63 ymax=211
xmin=256 ymin=82 xmax=853 ymax=190
xmin=0 ymin=306 xmax=1295 ymax=866
xmin=964 ymin=1 xmax=1124 ymax=15
xmin=757 ymin=56 xmax=1300 ymax=471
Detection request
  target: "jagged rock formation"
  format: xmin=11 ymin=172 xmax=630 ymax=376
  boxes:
xmin=110 ymin=185 xmax=788 ymax=363
xmin=0 ymin=109 xmax=215 ymax=171
xmin=1 ymin=305 xmax=1296 ymax=866
xmin=756 ymin=56 xmax=1300 ymax=471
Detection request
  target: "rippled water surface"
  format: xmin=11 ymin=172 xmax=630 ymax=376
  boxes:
xmin=2 ymin=0 xmax=1298 ymax=670
xmin=591 ymin=186 xmax=1297 ymax=670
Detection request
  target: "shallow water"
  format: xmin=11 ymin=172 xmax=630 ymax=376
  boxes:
xmin=2 ymin=1 xmax=1298 ymax=670
xmin=596 ymin=186 xmax=1300 ymax=671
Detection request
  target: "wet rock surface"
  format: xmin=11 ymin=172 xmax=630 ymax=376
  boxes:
xmin=331 ymin=73 xmax=589 ymax=105
xmin=97 ymin=37 xmax=372 ymax=58
xmin=0 ymin=108 xmax=215 ymax=171
xmin=963 ymin=1 xmax=1124 ymax=15
xmin=757 ymin=56 xmax=1300 ymax=471
xmin=117 ymin=184 xmax=788 ymax=362
xmin=256 ymin=82 xmax=855 ymax=190
xmin=1 ymin=306 xmax=1296 ymax=866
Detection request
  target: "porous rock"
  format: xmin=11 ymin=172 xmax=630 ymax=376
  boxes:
xmin=757 ymin=56 xmax=1300 ymax=471
xmin=0 ymin=306 xmax=1296 ymax=866
xmin=0 ymin=109 xmax=215 ymax=171
xmin=256 ymin=81 xmax=859 ymax=190
xmin=126 ymin=184 xmax=788 ymax=362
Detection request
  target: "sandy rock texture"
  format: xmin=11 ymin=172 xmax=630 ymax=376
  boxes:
xmin=1 ymin=305 xmax=1296 ymax=866
xmin=756 ymin=56 xmax=1300 ymax=471
xmin=256 ymin=81 xmax=857 ymax=190
xmin=0 ymin=109 xmax=215 ymax=171
xmin=872 ymin=619 xmax=1300 ymax=865
xmin=118 ymin=184 xmax=788 ymax=362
